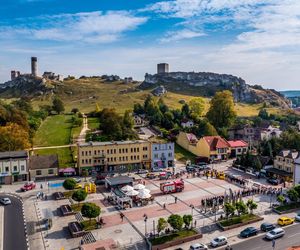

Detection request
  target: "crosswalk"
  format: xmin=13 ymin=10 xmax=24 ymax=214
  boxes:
xmin=81 ymin=232 xmax=96 ymax=244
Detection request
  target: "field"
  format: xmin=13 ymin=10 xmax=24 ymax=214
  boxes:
xmin=87 ymin=117 xmax=100 ymax=130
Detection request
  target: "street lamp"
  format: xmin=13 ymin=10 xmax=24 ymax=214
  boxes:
xmin=153 ymin=220 xmax=156 ymax=237
xmin=190 ymin=204 xmax=194 ymax=217
xmin=144 ymin=216 xmax=148 ymax=236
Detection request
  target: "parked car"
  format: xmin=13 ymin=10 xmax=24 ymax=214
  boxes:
xmin=239 ymin=227 xmax=258 ymax=238
xmin=73 ymin=178 xmax=81 ymax=183
xmin=260 ymin=222 xmax=276 ymax=232
xmin=295 ymin=213 xmax=300 ymax=221
xmin=186 ymin=166 xmax=196 ymax=172
xmin=94 ymin=179 xmax=105 ymax=185
xmin=277 ymin=216 xmax=295 ymax=226
xmin=267 ymin=178 xmax=279 ymax=185
xmin=189 ymin=243 xmax=208 ymax=250
xmin=265 ymin=228 xmax=285 ymax=240
xmin=0 ymin=197 xmax=12 ymax=205
xmin=135 ymin=169 xmax=149 ymax=174
xmin=210 ymin=236 xmax=227 ymax=247
xmin=21 ymin=181 xmax=36 ymax=192
xmin=146 ymin=173 xmax=157 ymax=179
xmin=74 ymin=184 xmax=82 ymax=189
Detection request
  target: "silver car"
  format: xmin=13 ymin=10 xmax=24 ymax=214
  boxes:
xmin=0 ymin=197 xmax=12 ymax=205
xmin=265 ymin=228 xmax=285 ymax=240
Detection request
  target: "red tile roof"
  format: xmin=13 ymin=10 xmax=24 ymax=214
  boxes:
xmin=203 ymin=136 xmax=230 ymax=151
xmin=227 ymin=140 xmax=248 ymax=148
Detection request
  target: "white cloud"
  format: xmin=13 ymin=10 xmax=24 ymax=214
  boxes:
xmin=160 ymin=29 xmax=205 ymax=43
xmin=0 ymin=11 xmax=148 ymax=43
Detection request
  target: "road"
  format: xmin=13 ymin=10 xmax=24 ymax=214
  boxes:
xmin=226 ymin=223 xmax=300 ymax=250
xmin=0 ymin=194 xmax=27 ymax=250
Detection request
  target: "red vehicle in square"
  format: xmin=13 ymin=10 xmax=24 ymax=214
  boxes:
xmin=21 ymin=181 xmax=36 ymax=192
xmin=160 ymin=180 xmax=184 ymax=194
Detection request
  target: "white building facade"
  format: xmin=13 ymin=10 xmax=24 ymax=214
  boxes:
xmin=151 ymin=142 xmax=175 ymax=169
xmin=0 ymin=151 xmax=28 ymax=184
xmin=294 ymin=157 xmax=300 ymax=186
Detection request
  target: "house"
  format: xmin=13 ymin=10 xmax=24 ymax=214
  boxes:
xmin=29 ymin=155 xmax=59 ymax=180
xmin=227 ymin=140 xmax=248 ymax=157
xmin=294 ymin=156 xmax=300 ymax=186
xmin=269 ymin=149 xmax=299 ymax=182
xmin=260 ymin=125 xmax=282 ymax=141
xmin=228 ymin=125 xmax=256 ymax=145
xmin=197 ymin=136 xmax=231 ymax=161
xmin=297 ymin=121 xmax=300 ymax=131
xmin=151 ymin=142 xmax=174 ymax=169
xmin=177 ymin=132 xmax=230 ymax=161
xmin=0 ymin=150 xmax=28 ymax=184
xmin=180 ymin=119 xmax=194 ymax=128
xmin=133 ymin=114 xmax=148 ymax=127
xmin=77 ymin=140 xmax=152 ymax=174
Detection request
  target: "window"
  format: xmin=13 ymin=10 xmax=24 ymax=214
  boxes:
xmin=123 ymin=156 xmax=125 ymax=161
xmin=143 ymin=147 xmax=148 ymax=151
xmin=48 ymin=169 xmax=54 ymax=175
xmin=134 ymin=148 xmax=136 ymax=152
xmin=89 ymin=159 xmax=91 ymax=164
xmin=143 ymin=155 xmax=148 ymax=159
xmin=126 ymin=156 xmax=128 ymax=161
xmin=134 ymin=155 xmax=136 ymax=160
xmin=13 ymin=166 xmax=17 ymax=172
xmin=119 ymin=157 xmax=122 ymax=161
xmin=36 ymin=170 xmax=42 ymax=176
xmin=137 ymin=155 xmax=139 ymax=160
xmin=89 ymin=151 xmax=91 ymax=156
xmin=122 ymin=148 xmax=125 ymax=153
xmin=154 ymin=154 xmax=158 ymax=158
xmin=94 ymin=150 xmax=97 ymax=155
xmin=5 ymin=167 xmax=9 ymax=172
xmin=110 ymin=149 xmax=113 ymax=154
xmin=126 ymin=148 xmax=128 ymax=153
xmin=168 ymin=153 xmax=172 ymax=157
xmin=131 ymin=156 xmax=133 ymax=160
xmin=155 ymin=147 xmax=158 ymax=150
xmin=119 ymin=149 xmax=121 ymax=153
xmin=107 ymin=149 xmax=109 ymax=154
xmin=114 ymin=149 xmax=116 ymax=154
xmin=131 ymin=148 xmax=133 ymax=153
xmin=85 ymin=151 xmax=88 ymax=156
xmin=82 ymin=151 xmax=84 ymax=156
xmin=114 ymin=157 xmax=116 ymax=161
xmin=137 ymin=148 xmax=139 ymax=152
xmin=20 ymin=165 xmax=25 ymax=171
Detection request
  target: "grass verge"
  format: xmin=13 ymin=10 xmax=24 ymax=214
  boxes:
xmin=88 ymin=117 xmax=100 ymax=130
xmin=150 ymin=229 xmax=197 ymax=246
xmin=34 ymin=147 xmax=75 ymax=167
xmin=219 ymin=213 xmax=260 ymax=227
xmin=175 ymin=143 xmax=196 ymax=163
xmin=70 ymin=203 xmax=84 ymax=212
xmin=81 ymin=219 xmax=98 ymax=231
xmin=62 ymin=190 xmax=75 ymax=198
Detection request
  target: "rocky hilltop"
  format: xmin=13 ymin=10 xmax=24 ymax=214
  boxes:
xmin=0 ymin=75 xmax=55 ymax=98
xmin=140 ymin=72 xmax=291 ymax=108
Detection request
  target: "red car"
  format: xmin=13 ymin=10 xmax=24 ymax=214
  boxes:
xmin=21 ymin=181 xmax=36 ymax=191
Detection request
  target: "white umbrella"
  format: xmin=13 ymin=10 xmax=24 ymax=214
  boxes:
xmin=137 ymin=192 xmax=151 ymax=199
xmin=140 ymin=188 xmax=151 ymax=194
xmin=126 ymin=189 xmax=139 ymax=196
xmin=121 ymin=185 xmax=133 ymax=192
xmin=133 ymin=184 xmax=145 ymax=190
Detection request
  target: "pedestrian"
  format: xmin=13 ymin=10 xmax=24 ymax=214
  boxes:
xmin=163 ymin=203 xmax=166 ymax=209
xmin=40 ymin=184 xmax=43 ymax=189
xmin=120 ymin=213 xmax=124 ymax=221
xmin=174 ymin=197 xmax=177 ymax=204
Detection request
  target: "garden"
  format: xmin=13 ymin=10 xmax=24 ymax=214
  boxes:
xmin=273 ymin=185 xmax=300 ymax=213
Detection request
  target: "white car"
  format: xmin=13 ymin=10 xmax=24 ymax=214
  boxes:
xmin=210 ymin=236 xmax=228 ymax=247
xmin=190 ymin=243 xmax=208 ymax=250
xmin=0 ymin=197 xmax=12 ymax=205
xmin=295 ymin=213 xmax=300 ymax=221
xmin=265 ymin=228 xmax=285 ymax=240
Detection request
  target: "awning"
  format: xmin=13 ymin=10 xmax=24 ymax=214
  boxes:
xmin=59 ymin=167 xmax=76 ymax=173
xmin=266 ymin=167 xmax=293 ymax=177
xmin=80 ymin=167 xmax=93 ymax=171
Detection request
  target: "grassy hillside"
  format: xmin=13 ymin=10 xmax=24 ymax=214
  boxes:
xmin=29 ymin=77 xmax=283 ymax=117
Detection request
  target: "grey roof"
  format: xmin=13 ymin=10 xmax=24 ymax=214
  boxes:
xmin=0 ymin=150 xmax=28 ymax=160
xmin=29 ymin=155 xmax=59 ymax=170
xmin=105 ymin=176 xmax=133 ymax=186
xmin=78 ymin=140 xmax=147 ymax=147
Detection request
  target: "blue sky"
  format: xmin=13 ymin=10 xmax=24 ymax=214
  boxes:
xmin=1 ymin=0 xmax=300 ymax=90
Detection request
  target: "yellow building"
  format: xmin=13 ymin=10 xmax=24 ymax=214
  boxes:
xmin=177 ymin=132 xmax=230 ymax=161
xmin=77 ymin=140 xmax=151 ymax=174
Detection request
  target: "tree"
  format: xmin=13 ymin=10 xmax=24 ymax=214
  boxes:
xmin=123 ymin=110 xmax=134 ymax=129
xmin=224 ymin=202 xmax=235 ymax=218
xmin=235 ymin=201 xmax=248 ymax=216
xmin=246 ymin=199 xmax=258 ymax=214
xmin=167 ymin=214 xmax=183 ymax=231
xmin=287 ymin=188 xmax=299 ymax=202
xmin=294 ymin=185 xmax=300 ymax=198
xmin=158 ymin=98 xmax=169 ymax=114
xmin=63 ymin=178 xmax=77 ymax=190
xmin=183 ymin=214 xmax=193 ymax=228
xmin=72 ymin=189 xmax=87 ymax=207
xmin=71 ymin=115 xmax=83 ymax=127
xmin=188 ymin=98 xmax=205 ymax=118
xmin=0 ymin=123 xmax=30 ymax=151
xmin=277 ymin=195 xmax=285 ymax=205
xmin=99 ymin=108 xmax=123 ymax=140
xmin=195 ymin=119 xmax=218 ymax=137
xmin=258 ymin=109 xmax=269 ymax=120
xmin=181 ymin=103 xmax=190 ymax=118
xmin=52 ymin=97 xmax=65 ymax=114
xmin=81 ymin=203 xmax=101 ymax=223
xmin=71 ymin=108 xmax=79 ymax=114
xmin=206 ymin=90 xmax=237 ymax=129
xmin=157 ymin=218 xmax=168 ymax=234
xmin=133 ymin=103 xmax=144 ymax=115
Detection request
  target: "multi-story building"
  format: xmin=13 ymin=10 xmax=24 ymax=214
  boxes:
xmin=294 ymin=156 xmax=300 ymax=186
xmin=260 ymin=125 xmax=282 ymax=141
xmin=29 ymin=155 xmax=59 ymax=180
xmin=77 ymin=140 xmax=151 ymax=174
xmin=151 ymin=142 xmax=174 ymax=169
xmin=227 ymin=140 xmax=248 ymax=157
xmin=0 ymin=151 xmax=28 ymax=184
xmin=270 ymin=149 xmax=299 ymax=182
xmin=228 ymin=125 xmax=256 ymax=144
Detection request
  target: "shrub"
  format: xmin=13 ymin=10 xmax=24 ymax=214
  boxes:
xmin=63 ymin=178 xmax=76 ymax=190
xmin=167 ymin=214 xmax=183 ymax=231
xmin=81 ymin=203 xmax=101 ymax=223
xmin=72 ymin=189 xmax=87 ymax=206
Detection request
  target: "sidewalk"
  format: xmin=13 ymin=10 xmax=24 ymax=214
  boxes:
xmin=0 ymin=206 xmax=4 ymax=250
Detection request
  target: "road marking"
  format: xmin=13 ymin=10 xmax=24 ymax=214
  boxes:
xmin=288 ymin=232 xmax=300 ymax=238
xmin=0 ymin=206 xmax=4 ymax=250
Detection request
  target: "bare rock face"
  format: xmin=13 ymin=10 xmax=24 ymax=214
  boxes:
xmin=140 ymin=72 xmax=290 ymax=108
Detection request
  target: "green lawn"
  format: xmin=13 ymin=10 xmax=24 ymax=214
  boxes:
xmin=88 ymin=117 xmax=100 ymax=130
xmin=71 ymin=203 xmax=84 ymax=212
xmin=62 ymin=190 xmax=75 ymax=198
xmin=81 ymin=219 xmax=98 ymax=231
xmin=219 ymin=213 xmax=260 ymax=227
xmin=34 ymin=147 xmax=75 ymax=167
xmin=274 ymin=202 xmax=300 ymax=212
xmin=33 ymin=115 xmax=73 ymax=146
xmin=175 ymin=143 xmax=196 ymax=163
xmin=70 ymin=120 xmax=83 ymax=143
xmin=150 ymin=229 xmax=197 ymax=246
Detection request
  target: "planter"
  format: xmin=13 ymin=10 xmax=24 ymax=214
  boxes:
xmin=151 ymin=231 xmax=202 ymax=250
xmin=217 ymin=215 xmax=263 ymax=231
xmin=272 ymin=204 xmax=300 ymax=215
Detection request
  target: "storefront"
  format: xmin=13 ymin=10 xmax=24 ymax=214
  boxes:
xmin=266 ymin=167 xmax=293 ymax=182
xmin=0 ymin=173 xmax=11 ymax=185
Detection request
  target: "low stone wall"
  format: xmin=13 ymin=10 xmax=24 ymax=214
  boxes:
xmin=151 ymin=233 xmax=202 ymax=250
xmin=217 ymin=216 xmax=264 ymax=231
